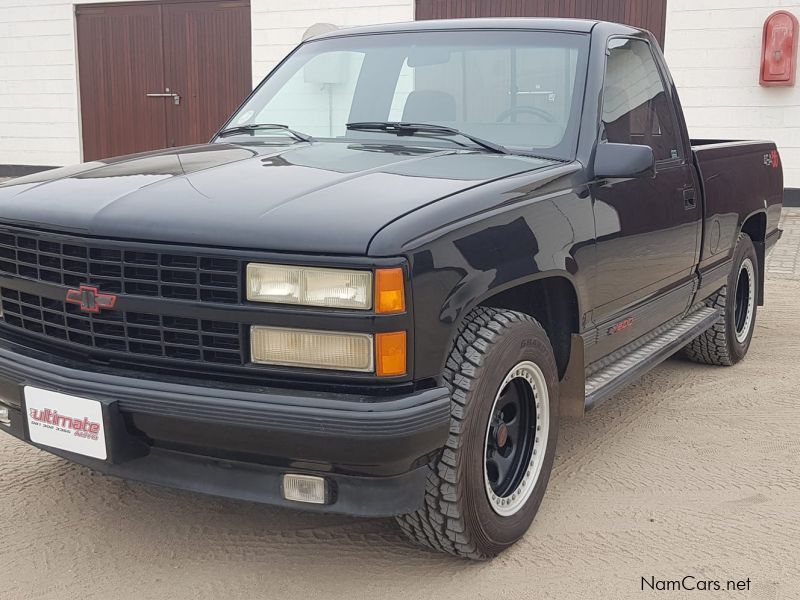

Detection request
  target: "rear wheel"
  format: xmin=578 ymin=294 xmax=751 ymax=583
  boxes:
xmin=683 ymin=233 xmax=758 ymax=366
xmin=396 ymin=307 xmax=559 ymax=559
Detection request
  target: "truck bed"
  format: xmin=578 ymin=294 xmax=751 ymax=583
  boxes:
xmin=691 ymin=138 xmax=784 ymax=295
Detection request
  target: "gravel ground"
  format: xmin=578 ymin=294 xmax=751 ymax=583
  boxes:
xmin=1 ymin=243 xmax=798 ymax=599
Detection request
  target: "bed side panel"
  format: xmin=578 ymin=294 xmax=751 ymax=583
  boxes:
xmin=692 ymin=141 xmax=783 ymax=280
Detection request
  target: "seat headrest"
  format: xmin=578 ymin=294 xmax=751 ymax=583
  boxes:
xmin=401 ymin=90 xmax=457 ymax=123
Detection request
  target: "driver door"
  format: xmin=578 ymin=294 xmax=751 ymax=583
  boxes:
xmin=590 ymin=37 xmax=702 ymax=357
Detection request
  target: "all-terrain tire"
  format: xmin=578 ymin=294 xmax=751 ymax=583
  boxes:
xmin=683 ymin=233 xmax=758 ymax=366
xmin=396 ymin=307 xmax=559 ymax=560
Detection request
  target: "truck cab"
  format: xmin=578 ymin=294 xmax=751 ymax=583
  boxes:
xmin=0 ymin=18 xmax=783 ymax=559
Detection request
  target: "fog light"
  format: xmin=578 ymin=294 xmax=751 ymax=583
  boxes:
xmin=282 ymin=474 xmax=327 ymax=504
xmin=0 ymin=406 xmax=9 ymax=426
xmin=250 ymin=326 xmax=373 ymax=372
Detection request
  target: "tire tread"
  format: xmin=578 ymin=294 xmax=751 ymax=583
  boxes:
xmin=682 ymin=285 xmax=734 ymax=366
xmin=682 ymin=233 xmax=755 ymax=367
xmin=395 ymin=306 xmax=544 ymax=560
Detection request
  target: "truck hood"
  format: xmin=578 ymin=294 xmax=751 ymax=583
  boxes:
xmin=0 ymin=142 xmax=556 ymax=255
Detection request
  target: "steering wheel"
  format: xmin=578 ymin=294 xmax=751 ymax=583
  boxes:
xmin=496 ymin=106 xmax=556 ymax=123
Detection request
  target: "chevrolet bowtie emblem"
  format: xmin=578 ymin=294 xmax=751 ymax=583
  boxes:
xmin=65 ymin=285 xmax=118 ymax=314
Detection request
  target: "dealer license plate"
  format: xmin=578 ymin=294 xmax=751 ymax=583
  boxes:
xmin=24 ymin=386 xmax=107 ymax=460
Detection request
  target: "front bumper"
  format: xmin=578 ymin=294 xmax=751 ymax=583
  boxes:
xmin=0 ymin=338 xmax=450 ymax=516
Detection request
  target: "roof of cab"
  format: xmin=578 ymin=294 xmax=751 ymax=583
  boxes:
xmin=310 ymin=17 xmax=602 ymax=40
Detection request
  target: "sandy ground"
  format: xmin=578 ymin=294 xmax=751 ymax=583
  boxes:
xmin=1 ymin=276 xmax=798 ymax=600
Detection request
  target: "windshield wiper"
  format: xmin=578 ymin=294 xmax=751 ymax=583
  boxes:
xmin=346 ymin=122 xmax=510 ymax=155
xmin=217 ymin=123 xmax=313 ymax=143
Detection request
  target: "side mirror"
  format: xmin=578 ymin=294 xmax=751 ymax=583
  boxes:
xmin=593 ymin=142 xmax=655 ymax=180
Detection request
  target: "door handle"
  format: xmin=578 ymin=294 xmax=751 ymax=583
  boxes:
xmin=146 ymin=91 xmax=181 ymax=105
xmin=683 ymin=187 xmax=696 ymax=210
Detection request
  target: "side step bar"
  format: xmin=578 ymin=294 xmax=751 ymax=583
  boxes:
xmin=584 ymin=306 xmax=720 ymax=411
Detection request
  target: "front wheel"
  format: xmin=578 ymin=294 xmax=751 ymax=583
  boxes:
xmin=683 ymin=233 xmax=758 ymax=366
xmin=396 ymin=307 xmax=559 ymax=559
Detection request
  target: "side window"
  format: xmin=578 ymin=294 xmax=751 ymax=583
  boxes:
xmin=602 ymin=38 xmax=681 ymax=162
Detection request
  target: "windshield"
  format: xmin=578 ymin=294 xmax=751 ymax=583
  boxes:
xmin=220 ymin=30 xmax=590 ymax=159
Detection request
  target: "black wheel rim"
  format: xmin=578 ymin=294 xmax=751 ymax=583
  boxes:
xmin=485 ymin=377 xmax=535 ymax=497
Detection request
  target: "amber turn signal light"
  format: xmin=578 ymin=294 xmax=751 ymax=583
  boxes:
xmin=375 ymin=268 xmax=405 ymax=314
xmin=376 ymin=331 xmax=407 ymax=376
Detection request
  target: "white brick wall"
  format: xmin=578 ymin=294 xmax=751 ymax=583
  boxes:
xmin=0 ymin=0 xmax=413 ymax=168
xmin=250 ymin=0 xmax=413 ymax=83
xmin=0 ymin=0 xmax=83 ymax=166
xmin=664 ymin=0 xmax=800 ymax=188
xmin=3 ymin=0 xmax=797 ymax=187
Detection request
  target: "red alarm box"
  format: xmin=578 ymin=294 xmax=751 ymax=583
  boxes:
xmin=760 ymin=10 xmax=798 ymax=86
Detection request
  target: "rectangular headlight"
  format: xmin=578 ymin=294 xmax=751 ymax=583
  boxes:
xmin=250 ymin=326 xmax=374 ymax=372
xmin=247 ymin=264 xmax=372 ymax=310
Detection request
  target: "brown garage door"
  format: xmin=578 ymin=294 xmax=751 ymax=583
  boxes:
xmin=76 ymin=0 xmax=251 ymax=162
xmin=415 ymin=0 xmax=668 ymax=48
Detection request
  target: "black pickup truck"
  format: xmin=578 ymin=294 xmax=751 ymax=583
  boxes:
xmin=0 ymin=18 xmax=783 ymax=559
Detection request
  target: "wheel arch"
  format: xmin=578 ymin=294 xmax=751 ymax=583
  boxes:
xmin=471 ymin=273 xmax=580 ymax=381
xmin=437 ymin=271 xmax=586 ymax=418
xmin=739 ymin=210 xmax=767 ymax=304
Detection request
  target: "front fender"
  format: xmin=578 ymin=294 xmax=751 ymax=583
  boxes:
xmin=369 ymin=165 xmax=595 ymax=381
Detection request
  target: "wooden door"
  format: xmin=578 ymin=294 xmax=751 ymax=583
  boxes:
xmin=414 ymin=0 xmax=668 ymax=48
xmin=77 ymin=4 xmax=168 ymax=161
xmin=163 ymin=1 xmax=251 ymax=148
xmin=76 ymin=1 xmax=252 ymax=162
